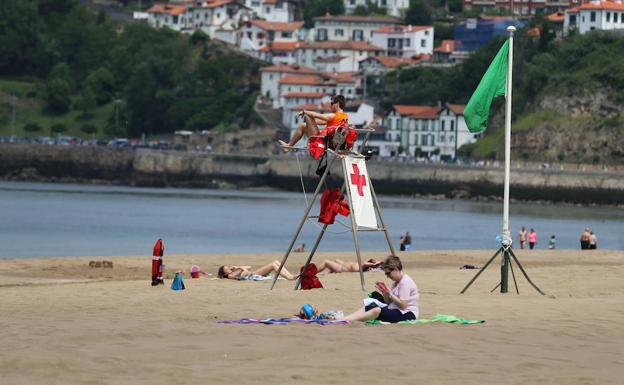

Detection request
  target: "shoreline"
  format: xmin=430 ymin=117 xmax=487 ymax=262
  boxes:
xmin=2 ymin=177 xmax=624 ymax=209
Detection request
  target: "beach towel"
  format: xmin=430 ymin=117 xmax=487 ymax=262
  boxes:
xmin=218 ymin=317 xmax=349 ymax=325
xmin=366 ymin=314 xmax=485 ymax=325
xmin=171 ymin=272 xmax=185 ymax=291
xmin=238 ymin=274 xmax=272 ymax=281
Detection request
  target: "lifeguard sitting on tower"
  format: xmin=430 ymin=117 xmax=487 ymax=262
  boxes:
xmin=278 ymin=94 xmax=355 ymax=159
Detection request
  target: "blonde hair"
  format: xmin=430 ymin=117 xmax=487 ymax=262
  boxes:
xmin=383 ymin=255 xmax=402 ymax=271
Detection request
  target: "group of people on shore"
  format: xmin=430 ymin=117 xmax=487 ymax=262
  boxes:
xmin=518 ymin=226 xmax=598 ymax=250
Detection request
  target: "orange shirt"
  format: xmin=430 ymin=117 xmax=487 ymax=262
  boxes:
xmin=326 ymin=111 xmax=348 ymax=128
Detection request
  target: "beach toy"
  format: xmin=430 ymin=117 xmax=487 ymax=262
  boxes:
xmin=190 ymin=265 xmax=201 ymax=279
xmin=299 ymin=304 xmax=316 ymax=320
xmin=171 ymin=272 xmax=186 ymax=291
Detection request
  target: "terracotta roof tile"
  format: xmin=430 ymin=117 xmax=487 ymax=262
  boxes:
xmin=447 ymin=104 xmax=465 ymax=115
xmin=434 ymin=40 xmax=455 ymax=53
xmin=279 ymin=74 xmax=323 ymax=85
xmin=247 ymin=20 xmax=304 ymax=32
xmin=578 ymin=1 xmax=624 ymax=11
xmin=547 ymin=11 xmax=565 ymax=23
xmin=147 ymin=3 xmax=188 ymax=16
xmin=393 ymin=105 xmax=441 ymax=119
xmin=257 ymin=41 xmax=300 ymax=52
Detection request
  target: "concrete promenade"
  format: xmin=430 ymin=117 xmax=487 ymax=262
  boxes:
xmin=1 ymin=144 xmax=623 ymax=204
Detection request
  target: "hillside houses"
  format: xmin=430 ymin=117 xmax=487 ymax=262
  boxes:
xmin=384 ymin=104 xmax=477 ymax=160
xmin=343 ymin=0 xmax=410 ymax=18
xmin=312 ymin=14 xmax=401 ymax=42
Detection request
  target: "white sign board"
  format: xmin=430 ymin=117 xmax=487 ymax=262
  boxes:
xmin=343 ymin=156 xmax=378 ymax=229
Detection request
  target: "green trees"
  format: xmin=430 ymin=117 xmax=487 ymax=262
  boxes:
xmin=300 ymin=0 xmax=345 ymax=28
xmin=404 ymin=0 xmax=432 ymax=26
xmin=0 ymin=0 xmax=261 ymax=138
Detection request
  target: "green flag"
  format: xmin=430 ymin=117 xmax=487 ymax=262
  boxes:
xmin=464 ymin=40 xmax=509 ymax=133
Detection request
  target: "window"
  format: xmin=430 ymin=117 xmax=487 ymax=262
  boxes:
xmin=257 ymin=32 xmax=264 ymax=39
xmin=388 ymin=38 xmax=396 ymax=48
xmin=216 ymin=13 xmax=220 ymax=18
xmin=449 ymin=135 xmax=454 ymax=142
xmin=275 ymin=1 xmax=283 ymax=8
xmin=350 ymin=0 xmax=355 ymax=4
xmin=269 ymin=74 xmax=273 ymax=80
xmin=441 ymin=135 xmax=445 ymax=142
xmin=247 ymin=32 xmax=252 ymax=38
xmin=615 ymin=13 xmax=619 ymax=23
xmin=404 ymin=39 xmax=410 ymax=47
xmin=422 ymin=135 xmax=428 ymax=146
xmin=196 ymin=14 xmax=199 ymax=19
xmin=441 ymin=120 xmax=445 ymax=131
xmin=335 ymin=29 xmax=344 ymax=37
xmin=317 ymin=29 xmax=328 ymax=41
xmin=607 ymin=12 xmax=611 ymax=22
xmin=591 ymin=12 xmax=596 ymax=22
xmin=173 ymin=16 xmax=178 ymax=24
xmin=425 ymin=30 xmax=429 ymax=36
xmin=353 ymin=29 xmax=364 ymax=41
xmin=421 ymin=39 xmax=426 ymax=48
xmin=281 ymin=32 xmax=291 ymax=38
xmin=450 ymin=120 xmax=455 ymax=131
xmin=266 ymin=7 xmax=271 ymax=13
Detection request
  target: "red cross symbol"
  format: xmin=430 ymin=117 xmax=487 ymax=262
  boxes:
xmin=350 ymin=163 xmax=367 ymax=197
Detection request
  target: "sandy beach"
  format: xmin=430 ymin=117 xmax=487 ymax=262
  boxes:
xmin=1 ymin=249 xmax=623 ymax=385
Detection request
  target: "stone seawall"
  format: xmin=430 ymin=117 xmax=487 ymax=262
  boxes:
xmin=1 ymin=144 xmax=623 ymax=204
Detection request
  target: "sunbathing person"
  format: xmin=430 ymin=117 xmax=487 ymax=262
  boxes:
xmin=316 ymin=258 xmax=383 ymax=274
xmin=341 ymin=255 xmax=419 ymax=323
xmin=278 ymin=95 xmax=348 ymax=158
xmin=217 ymin=260 xmax=297 ymax=281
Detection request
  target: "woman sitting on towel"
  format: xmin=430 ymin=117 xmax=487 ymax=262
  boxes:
xmin=217 ymin=260 xmax=298 ymax=281
xmin=341 ymin=255 xmax=419 ymax=323
xmin=316 ymin=258 xmax=383 ymax=273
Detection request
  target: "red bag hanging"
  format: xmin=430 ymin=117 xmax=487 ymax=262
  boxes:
xmin=299 ymin=263 xmax=323 ymax=290
xmin=319 ymin=188 xmax=340 ymax=224
xmin=151 ymin=238 xmax=164 ymax=286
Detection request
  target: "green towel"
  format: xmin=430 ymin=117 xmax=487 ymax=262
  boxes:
xmin=366 ymin=314 xmax=485 ymax=325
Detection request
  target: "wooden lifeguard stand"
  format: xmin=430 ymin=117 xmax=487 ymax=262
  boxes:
xmin=270 ymin=135 xmax=396 ymax=291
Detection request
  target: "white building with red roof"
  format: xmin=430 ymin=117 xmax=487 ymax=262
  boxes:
xmin=146 ymin=0 xmax=249 ymax=37
xmin=372 ymin=25 xmax=434 ymax=57
xmin=313 ymin=14 xmax=401 ymax=42
xmin=244 ymin=0 xmax=296 ymax=22
xmin=278 ymin=72 xmax=360 ymax=105
xmin=295 ymin=40 xmax=384 ymax=72
xmin=344 ymin=0 xmax=410 ymax=18
xmin=564 ymin=1 xmax=624 ymax=34
xmin=238 ymin=20 xmax=303 ymax=54
xmin=259 ymin=64 xmax=322 ymax=107
xmin=384 ymin=104 xmax=475 ymax=160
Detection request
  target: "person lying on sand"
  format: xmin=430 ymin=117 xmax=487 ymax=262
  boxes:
xmin=316 ymin=258 xmax=383 ymax=273
xmin=217 ymin=260 xmax=297 ymax=281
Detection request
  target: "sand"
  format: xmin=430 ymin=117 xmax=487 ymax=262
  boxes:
xmin=1 ymin=249 xmax=623 ymax=385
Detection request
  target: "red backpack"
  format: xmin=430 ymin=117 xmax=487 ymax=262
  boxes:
xmin=299 ymin=263 xmax=323 ymax=290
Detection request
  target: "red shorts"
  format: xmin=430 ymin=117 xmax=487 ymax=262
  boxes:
xmin=308 ymin=135 xmax=326 ymax=159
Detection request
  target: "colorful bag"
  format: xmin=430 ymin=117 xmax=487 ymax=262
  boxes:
xmin=299 ymin=263 xmax=323 ymax=290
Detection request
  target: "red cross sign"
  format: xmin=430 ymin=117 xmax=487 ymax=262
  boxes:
xmin=350 ymin=164 xmax=367 ymax=196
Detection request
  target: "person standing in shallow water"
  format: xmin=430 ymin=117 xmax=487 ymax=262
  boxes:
xmin=589 ymin=231 xmax=598 ymax=249
xmin=518 ymin=226 xmax=527 ymax=249
xmin=580 ymin=228 xmax=591 ymax=250
xmin=528 ymin=228 xmax=537 ymax=250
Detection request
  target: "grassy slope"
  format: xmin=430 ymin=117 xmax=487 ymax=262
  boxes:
xmin=0 ymin=79 xmax=115 ymax=139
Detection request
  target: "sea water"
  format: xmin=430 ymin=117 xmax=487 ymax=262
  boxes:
xmin=0 ymin=181 xmax=622 ymax=258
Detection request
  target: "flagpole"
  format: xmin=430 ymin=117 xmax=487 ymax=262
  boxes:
xmin=502 ymin=25 xmax=515 ymax=240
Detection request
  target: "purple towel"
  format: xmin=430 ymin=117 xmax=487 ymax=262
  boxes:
xmin=218 ymin=317 xmax=349 ymax=325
